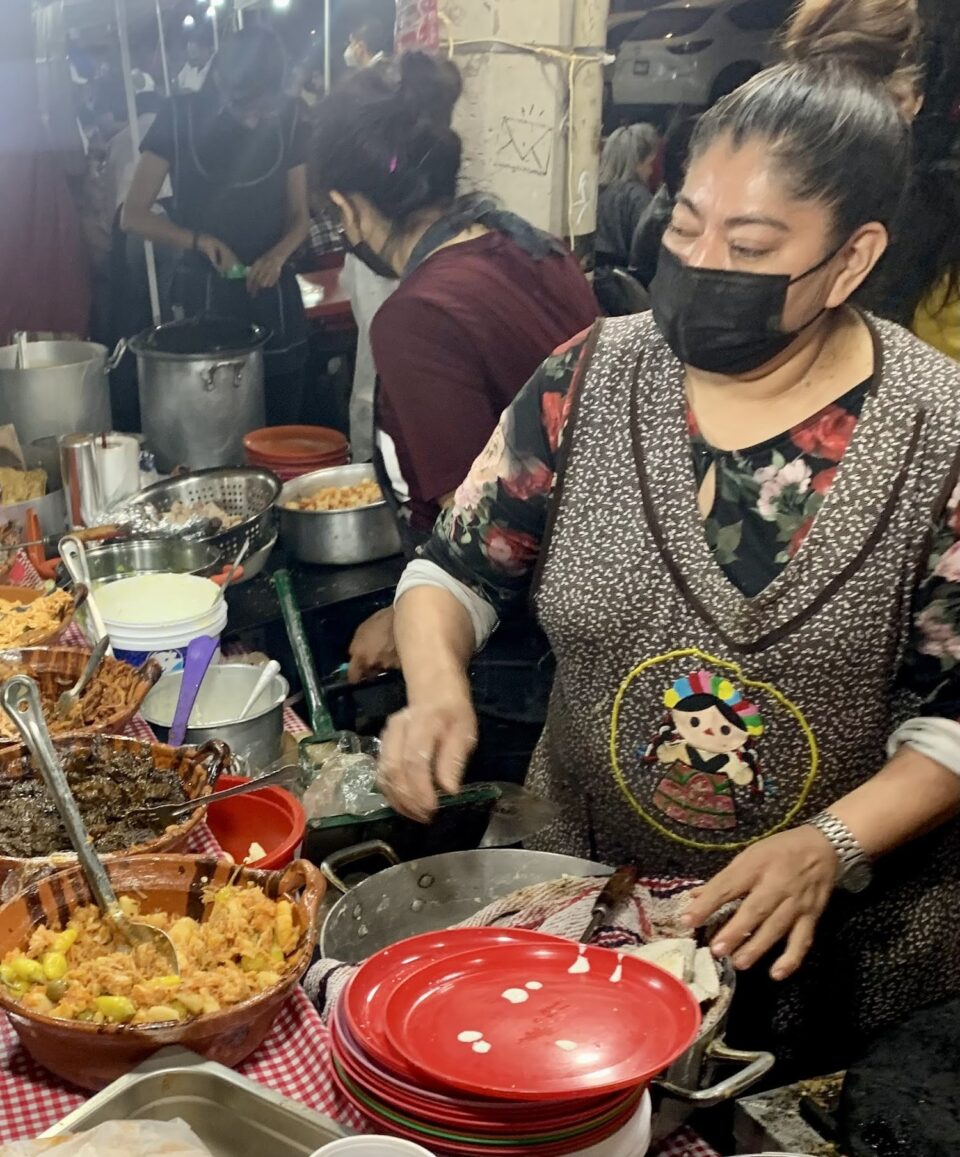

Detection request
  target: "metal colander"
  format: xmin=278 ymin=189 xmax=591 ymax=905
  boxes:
xmin=115 ymin=467 xmax=280 ymax=561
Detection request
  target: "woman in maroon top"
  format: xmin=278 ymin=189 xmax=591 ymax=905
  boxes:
xmin=311 ymin=53 xmax=599 ymax=679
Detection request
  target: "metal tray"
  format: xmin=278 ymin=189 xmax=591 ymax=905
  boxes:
xmin=41 ymin=1047 xmax=347 ymax=1157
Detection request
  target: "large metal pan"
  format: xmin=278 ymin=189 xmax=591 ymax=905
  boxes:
xmin=319 ymin=842 xmax=612 ymax=959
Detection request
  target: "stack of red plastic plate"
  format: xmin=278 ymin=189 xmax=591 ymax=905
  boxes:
xmin=329 ymin=928 xmax=701 ymax=1156
xmin=244 ymin=425 xmax=350 ymax=481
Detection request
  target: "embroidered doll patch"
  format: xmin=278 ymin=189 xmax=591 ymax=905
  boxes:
xmin=645 ymin=670 xmax=764 ymax=831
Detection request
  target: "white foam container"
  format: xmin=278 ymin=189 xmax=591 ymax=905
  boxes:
xmin=95 ymin=573 xmax=227 ymax=672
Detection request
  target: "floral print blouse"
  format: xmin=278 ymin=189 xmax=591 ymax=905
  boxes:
xmin=422 ymin=328 xmax=960 ymax=718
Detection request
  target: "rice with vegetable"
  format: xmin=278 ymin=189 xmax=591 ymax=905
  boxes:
xmin=0 ymin=883 xmax=301 ymax=1025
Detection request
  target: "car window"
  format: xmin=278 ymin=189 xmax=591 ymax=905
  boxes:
xmin=617 ymin=7 xmax=715 ymax=42
xmin=727 ymin=0 xmax=794 ymax=32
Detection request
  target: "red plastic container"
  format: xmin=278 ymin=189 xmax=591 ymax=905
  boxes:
xmin=205 ymin=773 xmax=306 ymax=870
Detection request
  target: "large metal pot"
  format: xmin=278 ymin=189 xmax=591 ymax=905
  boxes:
xmin=0 ymin=340 xmax=115 ymax=445
xmin=320 ymin=843 xmax=773 ymax=1138
xmin=278 ymin=464 xmax=402 ymax=566
xmin=129 ymin=319 xmax=268 ymax=473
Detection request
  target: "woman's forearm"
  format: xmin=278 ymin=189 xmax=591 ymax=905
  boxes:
xmin=394 ymin=586 xmax=475 ymax=704
xmin=270 ymin=213 xmax=310 ymax=264
xmin=121 ymin=203 xmax=195 ymax=251
xmin=830 ymin=745 xmax=960 ymax=857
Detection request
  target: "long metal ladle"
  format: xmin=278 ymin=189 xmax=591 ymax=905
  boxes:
xmin=0 ymin=675 xmax=180 ymax=975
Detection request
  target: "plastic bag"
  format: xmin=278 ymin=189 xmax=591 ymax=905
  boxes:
xmin=301 ymin=735 xmax=384 ymax=820
xmin=0 ymin=1118 xmax=214 ymax=1157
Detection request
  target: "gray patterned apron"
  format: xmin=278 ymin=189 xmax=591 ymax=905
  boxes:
xmin=528 ymin=311 xmax=960 ymax=1072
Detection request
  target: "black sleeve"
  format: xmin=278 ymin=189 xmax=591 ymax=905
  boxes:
xmin=141 ymin=98 xmax=177 ymax=163
xmin=286 ymin=104 xmax=309 ymax=169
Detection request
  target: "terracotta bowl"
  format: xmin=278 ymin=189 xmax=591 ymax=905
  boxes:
xmin=0 ymin=855 xmax=325 ymax=1089
xmin=0 ymin=646 xmax=162 ymax=744
xmin=0 ymin=736 xmax=229 ymax=889
xmin=0 ymin=583 xmax=88 ymax=648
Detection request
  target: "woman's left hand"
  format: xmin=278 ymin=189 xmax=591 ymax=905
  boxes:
xmin=684 ymin=826 xmax=838 ymax=981
xmin=247 ymin=247 xmax=286 ymax=294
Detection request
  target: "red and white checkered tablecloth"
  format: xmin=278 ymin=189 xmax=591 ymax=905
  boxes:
xmin=0 ymin=556 xmax=720 ymax=1157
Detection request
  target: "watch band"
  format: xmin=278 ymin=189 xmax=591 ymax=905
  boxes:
xmin=805 ymin=810 xmax=873 ymax=893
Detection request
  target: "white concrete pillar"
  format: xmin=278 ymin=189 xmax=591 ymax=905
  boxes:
xmin=444 ymin=0 xmax=610 ymax=248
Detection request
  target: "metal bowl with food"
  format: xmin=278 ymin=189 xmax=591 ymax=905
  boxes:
xmin=0 ymin=584 xmax=87 ymax=649
xmin=114 ymin=468 xmax=280 ymax=581
xmin=278 ymin=464 xmax=402 ymax=567
xmin=0 ymin=646 xmax=161 ymax=743
xmin=0 ymin=854 xmax=324 ymax=1088
xmin=143 ymin=663 xmax=289 ymax=771
xmin=0 ymin=735 xmax=228 ymax=887
xmin=81 ymin=538 xmax=225 ymax=585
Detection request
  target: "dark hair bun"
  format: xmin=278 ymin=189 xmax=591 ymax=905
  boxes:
xmin=783 ymin=0 xmax=922 ymax=94
xmin=310 ymin=51 xmax=464 ymax=226
xmin=398 ymin=52 xmax=464 ymax=127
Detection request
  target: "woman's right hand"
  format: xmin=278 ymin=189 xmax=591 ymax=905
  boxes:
xmin=379 ymin=695 xmax=479 ymax=821
xmin=197 ymin=234 xmax=241 ymax=275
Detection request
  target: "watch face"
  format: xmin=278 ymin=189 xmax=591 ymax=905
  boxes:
xmin=841 ymin=860 xmax=872 ymax=894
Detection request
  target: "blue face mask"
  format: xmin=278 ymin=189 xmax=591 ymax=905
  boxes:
xmin=650 ymin=244 xmax=838 ymax=375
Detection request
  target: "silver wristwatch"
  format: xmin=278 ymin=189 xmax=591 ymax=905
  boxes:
xmin=805 ymin=810 xmax=873 ymax=893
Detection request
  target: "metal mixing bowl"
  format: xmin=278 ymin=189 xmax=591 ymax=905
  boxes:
xmin=82 ymin=538 xmax=224 ymax=584
xmin=278 ymin=464 xmax=402 ymax=567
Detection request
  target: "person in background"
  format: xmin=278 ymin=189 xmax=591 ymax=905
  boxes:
xmin=629 ymin=113 xmax=698 ymax=288
xmin=783 ymin=0 xmax=927 ymax=325
xmin=911 ymin=178 xmax=960 ymax=361
xmin=344 ymin=19 xmax=392 ymax=70
xmin=178 ymin=33 xmax=213 ymax=93
xmin=122 ymin=27 xmax=311 ymax=426
xmin=309 ymin=52 xmax=599 ymax=682
xmin=595 ymin=123 xmax=659 ymax=268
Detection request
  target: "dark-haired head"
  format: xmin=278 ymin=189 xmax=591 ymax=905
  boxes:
xmin=346 ymin=18 xmax=393 ymax=67
xmin=311 ymin=52 xmax=464 ymax=273
xmin=208 ymin=26 xmax=287 ymax=127
xmin=665 ymin=59 xmax=911 ymax=337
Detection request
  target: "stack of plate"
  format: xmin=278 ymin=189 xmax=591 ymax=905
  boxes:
xmin=330 ymin=928 xmax=702 ymax=1157
xmin=244 ymin=426 xmax=350 ymax=481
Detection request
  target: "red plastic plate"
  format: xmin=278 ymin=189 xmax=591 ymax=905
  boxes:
xmin=343 ymin=927 xmax=557 ymax=1075
xmin=383 ymin=942 xmax=701 ymax=1101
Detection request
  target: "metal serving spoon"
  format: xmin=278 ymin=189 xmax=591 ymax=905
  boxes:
xmin=0 ymin=675 xmax=180 ymax=975
xmin=55 ymin=635 xmax=110 ymax=720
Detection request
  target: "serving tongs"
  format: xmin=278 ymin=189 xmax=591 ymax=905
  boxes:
xmin=129 ymin=760 xmax=300 ymax=827
xmin=0 ymin=675 xmax=180 ymax=975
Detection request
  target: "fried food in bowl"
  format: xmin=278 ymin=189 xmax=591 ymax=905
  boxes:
xmin=0 ymin=856 xmax=324 ymax=1088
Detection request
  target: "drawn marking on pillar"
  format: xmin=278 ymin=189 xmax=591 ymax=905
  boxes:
xmin=494 ymin=114 xmax=553 ymax=175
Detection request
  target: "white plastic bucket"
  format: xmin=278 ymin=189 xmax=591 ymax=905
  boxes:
xmin=95 ymin=573 xmax=227 ymax=672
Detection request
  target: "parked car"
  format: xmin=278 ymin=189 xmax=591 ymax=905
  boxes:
xmin=610 ymin=0 xmax=793 ymax=114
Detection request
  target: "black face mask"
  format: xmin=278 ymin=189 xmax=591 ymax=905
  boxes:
xmin=346 ymin=238 xmax=399 ymax=281
xmin=650 ymin=244 xmax=838 ymax=375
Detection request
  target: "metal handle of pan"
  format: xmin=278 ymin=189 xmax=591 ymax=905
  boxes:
xmin=654 ymin=1038 xmax=775 ymax=1106
xmin=202 ymin=360 xmax=246 ymax=392
xmin=105 ymin=338 xmax=128 ymax=372
xmin=320 ymin=839 xmax=402 ymax=894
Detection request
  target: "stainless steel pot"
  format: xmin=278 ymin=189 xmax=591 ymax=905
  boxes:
xmin=320 ymin=842 xmax=773 ymax=1136
xmin=129 ymin=319 xmax=269 ymax=473
xmin=142 ymin=663 xmax=289 ymax=771
xmin=278 ymin=464 xmax=402 ymax=567
xmin=0 ymin=340 xmax=116 ymax=445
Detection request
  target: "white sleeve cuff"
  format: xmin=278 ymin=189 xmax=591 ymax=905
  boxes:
xmin=394 ymin=559 xmax=500 ymax=650
xmin=887 ymin=716 xmax=960 ymax=776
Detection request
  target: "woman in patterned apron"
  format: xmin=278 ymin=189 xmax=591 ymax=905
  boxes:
xmin=376 ymin=47 xmax=960 ymax=1075
xmin=122 ymin=27 xmax=310 ymax=426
